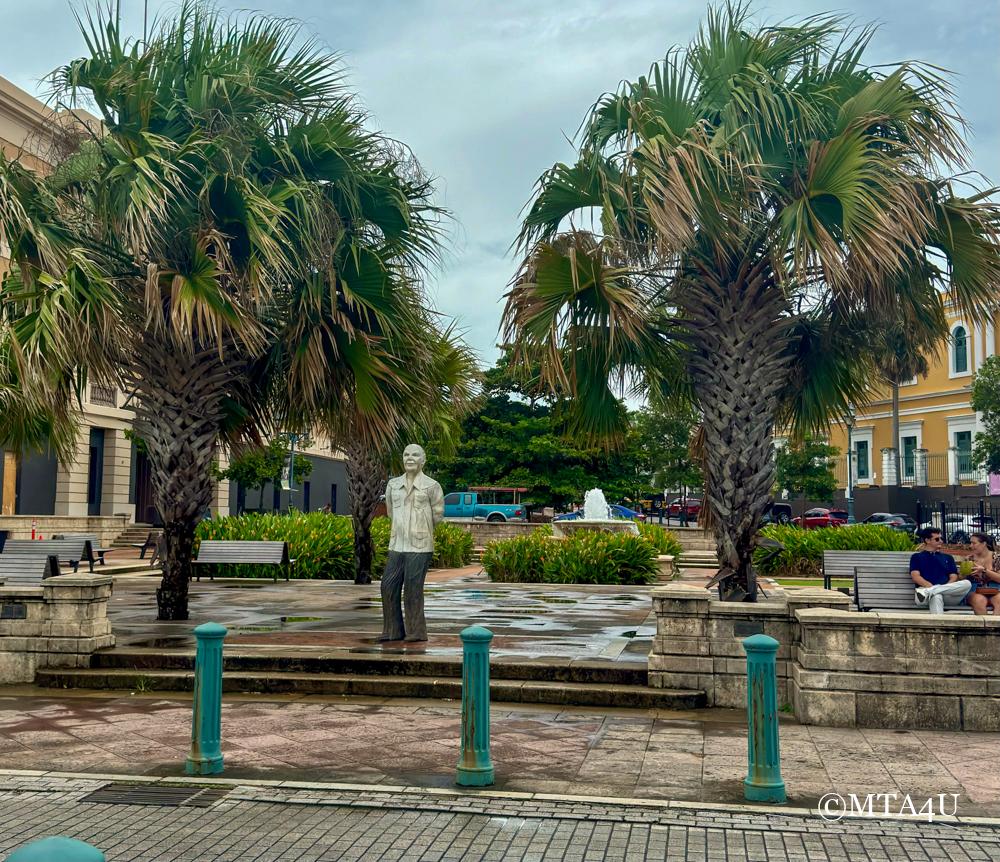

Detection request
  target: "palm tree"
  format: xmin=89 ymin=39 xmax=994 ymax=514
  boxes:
xmin=0 ymin=3 xmax=444 ymax=619
xmin=502 ymin=4 xmax=1000 ymax=600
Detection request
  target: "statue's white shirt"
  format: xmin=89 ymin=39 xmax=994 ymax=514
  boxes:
xmin=386 ymin=471 xmax=444 ymax=553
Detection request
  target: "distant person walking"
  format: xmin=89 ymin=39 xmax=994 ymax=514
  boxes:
xmin=911 ymin=527 xmax=971 ymax=613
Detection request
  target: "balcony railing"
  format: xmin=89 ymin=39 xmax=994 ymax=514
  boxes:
xmin=831 ymin=451 xmax=988 ymax=488
xmin=88 ymin=384 xmax=117 ymax=407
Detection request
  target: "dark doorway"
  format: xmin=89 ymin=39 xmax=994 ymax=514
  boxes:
xmin=87 ymin=428 xmax=105 ymax=516
xmin=330 ymin=483 xmax=338 ymax=514
xmin=303 ymin=481 xmax=311 ymax=512
xmin=132 ymin=447 xmax=157 ymax=524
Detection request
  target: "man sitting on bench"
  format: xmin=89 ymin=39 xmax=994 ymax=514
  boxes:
xmin=911 ymin=527 xmax=972 ymax=613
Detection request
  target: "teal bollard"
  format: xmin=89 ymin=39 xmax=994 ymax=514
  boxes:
xmin=8 ymin=837 xmax=105 ymax=861
xmin=186 ymin=621 xmax=227 ymax=776
xmin=456 ymin=625 xmax=494 ymax=786
xmin=742 ymin=634 xmax=786 ymax=803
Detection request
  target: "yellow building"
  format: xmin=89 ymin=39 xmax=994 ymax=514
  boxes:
xmin=826 ymin=302 xmax=995 ymax=494
xmin=0 ymin=74 xmax=349 ymax=537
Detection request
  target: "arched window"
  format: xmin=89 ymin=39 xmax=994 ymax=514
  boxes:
xmin=952 ymin=325 xmax=969 ymax=374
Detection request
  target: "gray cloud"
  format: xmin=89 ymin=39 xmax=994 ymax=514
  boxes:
xmin=2 ymin=0 xmax=996 ymax=365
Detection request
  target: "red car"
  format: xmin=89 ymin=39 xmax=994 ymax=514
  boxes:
xmin=667 ymin=498 xmax=702 ymax=518
xmin=792 ymin=507 xmax=849 ymax=529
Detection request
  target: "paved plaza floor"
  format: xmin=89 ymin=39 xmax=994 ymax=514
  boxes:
xmin=3 ymin=773 xmax=999 ymax=861
xmin=104 ymin=567 xmax=656 ymax=663
xmin=2 ymin=692 xmax=1000 ymax=818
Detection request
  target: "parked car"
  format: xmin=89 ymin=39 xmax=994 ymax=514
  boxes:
xmin=443 ymin=491 xmax=525 ymax=522
xmin=554 ymin=504 xmax=646 ymax=522
xmin=667 ymin=498 xmax=702 ymax=518
xmin=916 ymin=513 xmax=1000 ymax=544
xmin=760 ymin=502 xmax=793 ymax=526
xmin=861 ymin=512 xmax=918 ymax=533
xmin=792 ymin=508 xmax=849 ymax=529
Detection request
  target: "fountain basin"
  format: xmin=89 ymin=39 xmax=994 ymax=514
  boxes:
xmin=551 ymin=519 xmax=640 ymax=539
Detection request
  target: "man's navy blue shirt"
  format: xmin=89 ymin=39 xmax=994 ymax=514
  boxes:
xmin=909 ymin=550 xmax=958 ymax=586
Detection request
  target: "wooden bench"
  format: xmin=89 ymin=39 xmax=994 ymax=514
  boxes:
xmin=0 ymin=554 xmax=62 ymax=585
xmin=53 ymin=533 xmax=113 ymax=568
xmin=1 ymin=539 xmax=94 ymax=573
xmin=848 ymin=553 xmax=977 ymax=614
xmin=192 ymin=540 xmax=293 ymax=582
xmin=822 ymin=550 xmax=915 ymax=591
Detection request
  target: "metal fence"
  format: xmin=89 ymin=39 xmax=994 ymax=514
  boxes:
xmin=833 ymin=452 xmax=986 ymax=489
xmin=913 ymin=499 xmax=1000 ymax=542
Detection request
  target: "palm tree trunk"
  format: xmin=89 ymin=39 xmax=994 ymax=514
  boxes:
xmin=132 ymin=344 xmax=232 ymax=620
xmin=683 ymin=265 xmax=793 ymax=601
xmin=346 ymin=438 xmax=387 ymax=585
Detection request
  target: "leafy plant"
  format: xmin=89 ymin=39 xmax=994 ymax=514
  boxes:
xmin=483 ymin=527 xmax=657 ymax=585
xmin=754 ymin=524 xmax=916 ymax=578
xmin=637 ymin=523 xmax=682 ymax=557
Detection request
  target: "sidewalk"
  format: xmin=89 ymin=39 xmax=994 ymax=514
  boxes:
xmin=4 ymin=774 xmax=1000 ymax=861
xmin=2 ymin=691 xmax=999 ymax=817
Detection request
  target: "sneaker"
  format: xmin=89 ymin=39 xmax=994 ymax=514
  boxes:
xmin=915 ymin=587 xmax=930 ymax=606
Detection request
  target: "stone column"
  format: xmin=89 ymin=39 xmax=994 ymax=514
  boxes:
xmin=880 ymin=447 xmax=898 ymax=486
xmin=914 ymin=448 xmax=929 ymax=486
xmin=212 ymin=449 xmax=230 ymax=517
xmin=54 ymin=431 xmax=91 ymax=516
xmin=100 ymin=428 xmax=134 ymax=521
xmin=1 ymin=451 xmax=16 ymax=515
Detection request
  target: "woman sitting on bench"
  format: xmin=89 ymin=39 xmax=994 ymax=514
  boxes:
xmin=966 ymin=532 xmax=1000 ymax=616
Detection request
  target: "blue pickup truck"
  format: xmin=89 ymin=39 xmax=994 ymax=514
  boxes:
xmin=443 ymin=488 xmax=527 ymax=522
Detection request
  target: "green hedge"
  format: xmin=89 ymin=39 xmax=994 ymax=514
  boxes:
xmin=482 ymin=527 xmax=658 ymax=586
xmin=196 ymin=512 xmax=473 ymax=579
xmin=754 ymin=524 xmax=917 ymax=578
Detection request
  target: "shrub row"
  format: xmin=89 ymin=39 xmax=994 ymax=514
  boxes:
xmin=754 ymin=524 xmax=917 ymax=578
xmin=482 ymin=525 xmax=676 ymax=586
xmin=195 ymin=512 xmax=473 ymax=579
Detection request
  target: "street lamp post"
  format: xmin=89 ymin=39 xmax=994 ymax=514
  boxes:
xmin=845 ymin=405 xmax=856 ymax=524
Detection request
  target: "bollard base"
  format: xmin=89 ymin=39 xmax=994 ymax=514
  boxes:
xmin=185 ymin=755 xmax=224 ymax=776
xmin=456 ymin=765 xmax=495 ymax=787
xmin=744 ymin=777 xmax=786 ymax=804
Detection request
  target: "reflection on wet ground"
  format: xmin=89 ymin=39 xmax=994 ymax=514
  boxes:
xmin=107 ymin=566 xmax=656 ymax=663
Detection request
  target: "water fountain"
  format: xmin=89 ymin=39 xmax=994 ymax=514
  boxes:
xmin=551 ymin=488 xmax=640 ymax=538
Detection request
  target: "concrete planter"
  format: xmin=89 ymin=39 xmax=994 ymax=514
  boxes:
xmin=649 ymin=584 xmax=1000 ymax=731
xmin=655 ymin=555 xmax=676 ymax=582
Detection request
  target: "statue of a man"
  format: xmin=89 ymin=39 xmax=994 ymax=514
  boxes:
xmin=379 ymin=443 xmax=444 ymax=642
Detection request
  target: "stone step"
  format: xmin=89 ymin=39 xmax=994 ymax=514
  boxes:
xmin=33 ymin=667 xmax=706 ymax=710
xmin=91 ymin=649 xmax=649 ymax=686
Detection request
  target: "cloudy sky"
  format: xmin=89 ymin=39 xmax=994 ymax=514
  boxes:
xmin=2 ymin=0 xmax=997 ymax=366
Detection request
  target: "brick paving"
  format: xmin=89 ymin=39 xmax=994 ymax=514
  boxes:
xmin=2 ymin=775 xmax=1000 ymax=861
xmin=2 ymin=693 xmax=1000 ymax=818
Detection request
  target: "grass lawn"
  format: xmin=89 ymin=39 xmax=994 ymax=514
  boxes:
xmin=773 ymin=577 xmax=853 ymax=589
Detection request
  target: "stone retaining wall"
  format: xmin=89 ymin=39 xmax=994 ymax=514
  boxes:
xmin=0 ymin=574 xmax=115 ymax=683
xmin=0 ymin=514 xmax=130 ymax=546
xmin=649 ymin=584 xmax=1000 ymax=730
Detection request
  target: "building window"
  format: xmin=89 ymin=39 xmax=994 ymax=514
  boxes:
xmin=303 ymin=481 xmax=311 ymax=512
xmin=902 ymin=436 xmax=917 ymax=478
xmin=952 ymin=326 xmax=969 ymax=374
xmin=955 ymin=430 xmax=973 ymax=478
xmin=855 ymin=441 xmax=869 ymax=480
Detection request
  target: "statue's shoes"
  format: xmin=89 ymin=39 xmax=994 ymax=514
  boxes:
xmin=403 ymin=636 xmax=427 ymax=642
xmin=377 ymin=635 xmax=402 ymax=642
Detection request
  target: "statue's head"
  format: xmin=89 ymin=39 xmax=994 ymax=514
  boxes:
xmin=402 ymin=443 xmax=426 ymax=476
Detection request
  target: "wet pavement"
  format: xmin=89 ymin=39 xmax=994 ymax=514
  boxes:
xmin=105 ymin=567 xmax=655 ymax=663
xmin=1 ymin=692 xmax=1000 ymax=817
